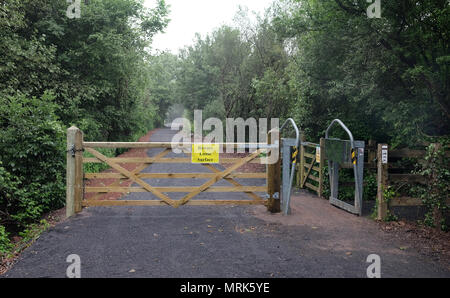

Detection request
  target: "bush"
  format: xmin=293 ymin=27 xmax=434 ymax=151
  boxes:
xmin=0 ymin=225 xmax=13 ymax=254
xmin=413 ymin=143 xmax=449 ymax=231
xmin=0 ymin=92 xmax=65 ymax=228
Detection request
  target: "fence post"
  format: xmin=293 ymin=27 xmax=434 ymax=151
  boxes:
xmin=318 ymin=137 xmax=325 ymax=197
xmin=376 ymin=143 xmax=388 ymax=220
xmin=267 ymin=129 xmax=281 ymax=213
xmin=66 ymin=126 xmax=84 ymax=218
xmin=298 ymin=134 xmax=306 ymax=188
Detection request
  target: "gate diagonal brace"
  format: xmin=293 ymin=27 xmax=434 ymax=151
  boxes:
xmin=85 ymin=148 xmax=171 ymax=201
xmin=85 ymin=147 xmax=176 ymax=207
xmin=201 ymin=164 xmax=265 ymax=203
xmin=175 ymin=149 xmax=263 ymax=207
xmin=180 ymin=148 xmax=265 ymax=203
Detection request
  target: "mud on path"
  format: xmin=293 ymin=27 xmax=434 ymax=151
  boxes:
xmin=2 ymin=128 xmax=449 ymax=278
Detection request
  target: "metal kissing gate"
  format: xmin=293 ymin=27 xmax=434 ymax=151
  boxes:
xmin=280 ymin=118 xmax=300 ymax=215
xmin=325 ymin=119 xmax=365 ymax=215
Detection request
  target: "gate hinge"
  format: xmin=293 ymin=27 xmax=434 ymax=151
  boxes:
xmin=264 ymin=192 xmax=280 ymax=199
xmin=68 ymin=145 xmax=84 ymax=157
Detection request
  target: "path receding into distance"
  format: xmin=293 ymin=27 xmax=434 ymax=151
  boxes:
xmin=3 ymin=128 xmax=449 ymax=278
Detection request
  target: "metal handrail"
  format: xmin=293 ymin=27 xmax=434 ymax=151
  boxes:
xmin=280 ymin=118 xmax=300 ymax=148
xmin=280 ymin=118 xmax=300 ymax=215
xmin=325 ymin=119 xmax=362 ymax=215
xmin=325 ymin=119 xmax=355 ymax=149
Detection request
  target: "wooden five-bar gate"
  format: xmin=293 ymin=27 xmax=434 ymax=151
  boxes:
xmin=66 ymin=126 xmax=281 ymax=218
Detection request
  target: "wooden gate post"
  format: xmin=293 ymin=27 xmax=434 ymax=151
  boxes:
xmin=267 ymin=129 xmax=281 ymax=213
xmin=376 ymin=144 xmax=388 ymax=220
xmin=66 ymin=126 xmax=84 ymax=218
xmin=318 ymin=137 xmax=325 ymax=197
xmin=298 ymin=134 xmax=306 ymax=188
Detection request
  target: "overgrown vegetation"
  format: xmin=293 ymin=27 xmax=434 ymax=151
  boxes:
xmin=413 ymin=144 xmax=450 ymax=231
xmin=0 ymin=0 xmax=170 ymax=253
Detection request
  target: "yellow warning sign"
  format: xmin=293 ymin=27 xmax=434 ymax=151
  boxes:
xmin=191 ymin=143 xmax=220 ymax=164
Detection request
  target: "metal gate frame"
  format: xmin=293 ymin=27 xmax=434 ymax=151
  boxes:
xmin=280 ymin=118 xmax=300 ymax=215
xmin=325 ymin=119 xmax=365 ymax=215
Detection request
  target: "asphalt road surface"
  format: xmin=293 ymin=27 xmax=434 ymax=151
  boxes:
xmin=3 ymin=128 xmax=449 ymax=278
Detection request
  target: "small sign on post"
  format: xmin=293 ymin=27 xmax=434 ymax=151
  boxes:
xmin=191 ymin=143 xmax=220 ymax=164
xmin=381 ymin=145 xmax=388 ymax=164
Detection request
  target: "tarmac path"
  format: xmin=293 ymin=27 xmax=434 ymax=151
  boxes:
xmin=3 ymin=128 xmax=449 ymax=278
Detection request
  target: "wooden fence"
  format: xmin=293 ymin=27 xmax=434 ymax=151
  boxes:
xmin=376 ymin=143 xmax=450 ymax=221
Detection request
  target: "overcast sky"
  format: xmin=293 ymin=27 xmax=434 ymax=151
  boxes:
xmin=145 ymin=0 xmax=274 ymax=54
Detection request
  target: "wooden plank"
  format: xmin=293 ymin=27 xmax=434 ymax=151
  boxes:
xmin=83 ymin=200 xmax=266 ymax=207
xmin=390 ymin=196 xmax=450 ymax=207
xmin=301 ymin=155 xmax=316 ymax=188
xmin=303 ymin=163 xmax=320 ymax=172
xmin=304 ymin=143 xmax=319 ymax=148
xmin=83 ymin=142 xmax=276 ymax=149
xmin=305 ymin=182 xmax=318 ymax=192
xmin=83 ymin=157 xmax=264 ymax=164
xmin=390 ymin=197 xmax=422 ymax=207
xmin=85 ymin=148 xmax=176 ymax=207
xmin=389 ymin=174 xmax=424 ymax=183
xmin=307 ymin=175 xmax=320 ymax=182
xmin=390 ymin=196 xmax=449 ymax=207
xmin=176 ymin=149 xmax=263 ymax=207
xmin=84 ymin=172 xmax=267 ymax=179
xmin=85 ymin=186 xmax=268 ymax=193
xmin=304 ymin=152 xmax=315 ymax=159
xmin=389 ymin=149 xmax=425 ymax=158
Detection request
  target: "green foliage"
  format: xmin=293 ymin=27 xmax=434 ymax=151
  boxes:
xmin=176 ymin=15 xmax=293 ymax=125
xmin=322 ymin=165 xmax=377 ymax=202
xmin=0 ymin=225 xmax=13 ymax=254
xmin=0 ymin=0 xmax=170 ymax=245
xmin=413 ymin=144 xmax=449 ymax=230
xmin=0 ymin=92 xmax=66 ymax=227
xmin=273 ymin=0 xmax=449 ymax=145
xmin=382 ymin=186 xmax=398 ymax=222
xmin=18 ymin=219 xmax=50 ymax=244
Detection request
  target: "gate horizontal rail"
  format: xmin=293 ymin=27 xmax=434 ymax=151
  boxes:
xmin=84 ymin=172 xmax=267 ymax=179
xmin=82 ymin=200 xmax=265 ymax=207
xmin=85 ymin=186 xmax=268 ymax=193
xmin=83 ymin=157 xmax=264 ymax=164
xmin=83 ymin=142 xmax=278 ymax=149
